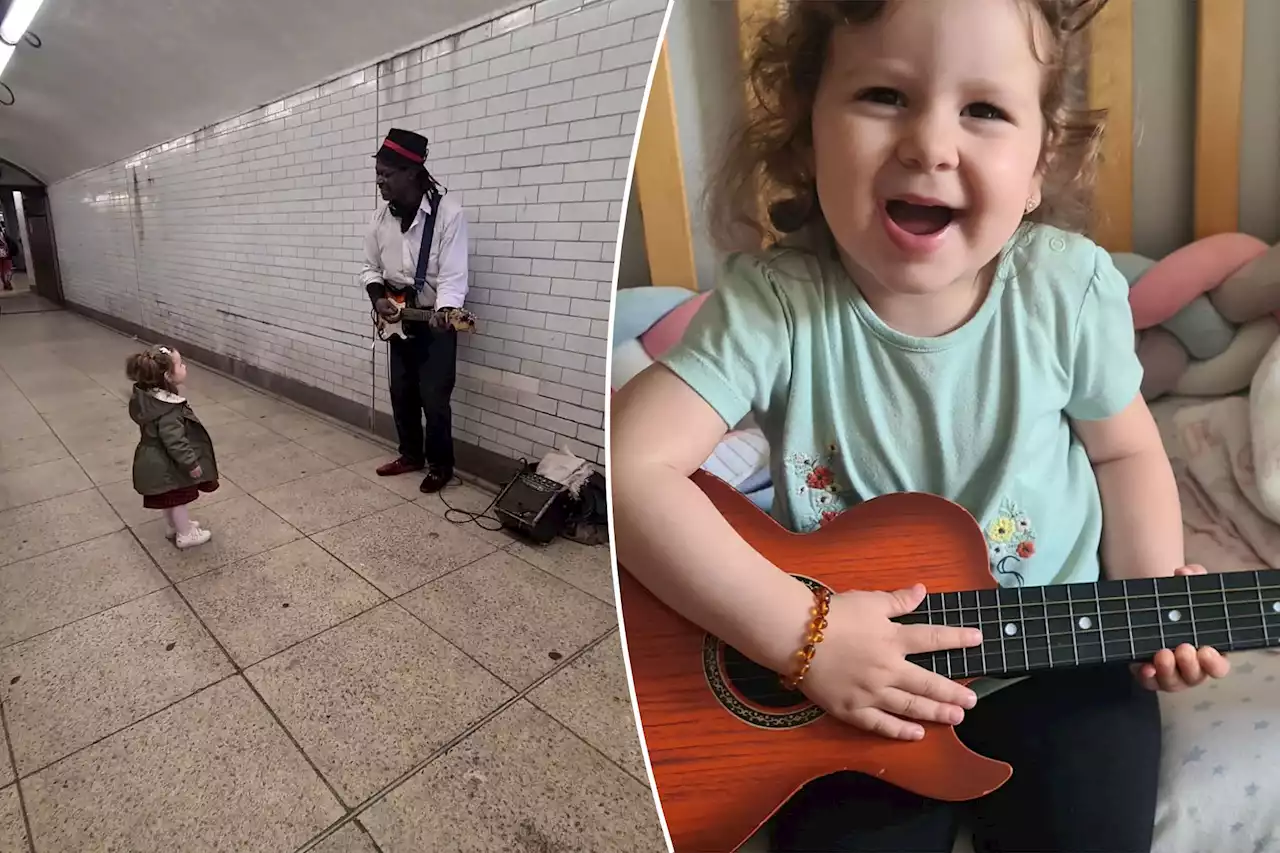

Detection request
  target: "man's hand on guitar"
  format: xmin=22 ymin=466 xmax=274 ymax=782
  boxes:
xmin=1131 ymin=564 xmax=1231 ymax=693
xmin=373 ymin=298 xmax=399 ymax=320
xmin=427 ymin=308 xmax=451 ymax=330
xmin=801 ymin=583 xmax=983 ymax=742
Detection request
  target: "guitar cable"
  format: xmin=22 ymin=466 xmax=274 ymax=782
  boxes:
xmin=433 ymin=461 xmax=531 ymax=533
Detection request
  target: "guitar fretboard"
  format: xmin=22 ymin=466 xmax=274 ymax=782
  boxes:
xmin=898 ymin=570 xmax=1280 ymax=679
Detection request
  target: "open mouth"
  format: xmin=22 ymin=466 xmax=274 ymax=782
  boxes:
xmin=885 ymin=199 xmax=956 ymax=236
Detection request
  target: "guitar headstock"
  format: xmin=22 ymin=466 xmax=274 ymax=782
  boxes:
xmin=441 ymin=307 xmax=477 ymax=332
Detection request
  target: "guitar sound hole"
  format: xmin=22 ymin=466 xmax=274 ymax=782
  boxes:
xmin=699 ymin=576 xmax=828 ymax=729
xmin=719 ymin=644 xmax=806 ymax=709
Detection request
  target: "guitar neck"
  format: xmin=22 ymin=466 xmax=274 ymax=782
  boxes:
xmin=395 ymin=307 xmax=437 ymax=321
xmin=900 ymin=570 xmax=1280 ymax=679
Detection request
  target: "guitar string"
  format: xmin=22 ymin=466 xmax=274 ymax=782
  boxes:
xmin=716 ymin=594 xmax=1280 ymax=687
xmin=719 ymin=621 xmax=1272 ymax=686
xmin=720 ymin=622 xmax=1272 ymax=690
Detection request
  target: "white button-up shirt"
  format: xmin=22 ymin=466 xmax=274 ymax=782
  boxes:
xmin=360 ymin=191 xmax=469 ymax=310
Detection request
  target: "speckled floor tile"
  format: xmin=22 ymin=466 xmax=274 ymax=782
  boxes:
xmin=133 ymin=494 xmax=302 ymax=583
xmin=217 ymin=440 xmax=337 ymax=493
xmin=0 ymin=588 xmax=232 ymax=775
xmin=312 ymin=502 xmax=497 ymax=597
xmin=179 ymin=538 xmax=385 ymax=666
xmin=507 ymin=535 xmax=615 ymax=604
xmin=21 ymin=677 xmax=343 ymax=853
xmin=0 ymin=785 xmax=28 ymax=853
xmin=0 ymin=490 xmax=123 ymax=568
xmin=0 ymin=530 xmax=166 ymax=648
xmin=0 ymin=433 xmax=67 ymax=475
xmin=361 ymin=700 xmax=666 ymax=853
xmin=0 ymin=457 xmax=92 ymax=512
xmin=399 ymin=550 xmax=616 ymax=689
xmin=253 ymin=468 xmax=403 ymax=535
xmin=246 ymin=603 xmax=512 ymax=804
xmin=309 ymin=821 xmax=381 ymax=853
xmin=527 ymin=634 xmax=647 ymax=781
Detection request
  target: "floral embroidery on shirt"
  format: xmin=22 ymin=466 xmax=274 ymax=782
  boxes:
xmin=786 ymin=443 xmax=853 ymax=531
xmin=984 ymin=499 xmax=1036 ymax=587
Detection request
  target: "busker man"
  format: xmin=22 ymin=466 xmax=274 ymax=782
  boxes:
xmin=362 ymin=128 xmax=469 ymax=494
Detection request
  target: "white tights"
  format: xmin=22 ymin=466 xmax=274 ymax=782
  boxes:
xmin=163 ymin=505 xmax=193 ymax=535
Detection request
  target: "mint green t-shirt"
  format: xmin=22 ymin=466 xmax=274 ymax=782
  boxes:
xmin=660 ymin=223 xmax=1142 ymax=591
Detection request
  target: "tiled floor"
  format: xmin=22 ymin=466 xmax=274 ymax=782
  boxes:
xmin=0 ymin=276 xmax=57 ymax=316
xmin=0 ymin=310 xmax=664 ymax=852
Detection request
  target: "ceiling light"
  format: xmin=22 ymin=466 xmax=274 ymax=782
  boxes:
xmin=0 ymin=0 xmax=48 ymax=46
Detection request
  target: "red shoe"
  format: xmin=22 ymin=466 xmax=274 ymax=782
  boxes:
xmin=376 ymin=457 xmax=425 ymax=477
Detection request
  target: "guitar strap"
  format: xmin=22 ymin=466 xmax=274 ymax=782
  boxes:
xmin=412 ymin=185 xmax=443 ymax=300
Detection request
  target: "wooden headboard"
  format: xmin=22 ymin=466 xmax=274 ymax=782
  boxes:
xmin=1091 ymin=0 xmax=1246 ymax=250
xmin=631 ymin=0 xmax=1251 ymax=282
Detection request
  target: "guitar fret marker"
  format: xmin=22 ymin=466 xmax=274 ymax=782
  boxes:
xmin=901 ymin=571 xmax=1280 ymax=682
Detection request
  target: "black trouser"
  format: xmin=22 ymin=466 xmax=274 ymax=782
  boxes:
xmin=772 ymin=664 xmax=1161 ymax=853
xmin=388 ymin=327 xmax=456 ymax=471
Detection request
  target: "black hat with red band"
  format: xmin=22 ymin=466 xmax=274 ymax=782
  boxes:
xmin=375 ymin=128 xmax=428 ymax=169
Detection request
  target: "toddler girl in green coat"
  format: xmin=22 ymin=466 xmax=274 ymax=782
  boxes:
xmin=127 ymin=345 xmax=218 ymax=549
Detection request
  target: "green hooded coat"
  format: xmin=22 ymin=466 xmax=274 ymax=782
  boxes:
xmin=128 ymin=386 xmax=218 ymax=496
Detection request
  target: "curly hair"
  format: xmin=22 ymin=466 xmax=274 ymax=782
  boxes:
xmin=707 ymin=0 xmax=1110 ymax=252
xmin=125 ymin=346 xmax=179 ymax=392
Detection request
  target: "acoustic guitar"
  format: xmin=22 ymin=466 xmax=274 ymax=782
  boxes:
xmin=616 ymin=470 xmax=1280 ymax=852
xmin=371 ymin=289 xmax=477 ymax=340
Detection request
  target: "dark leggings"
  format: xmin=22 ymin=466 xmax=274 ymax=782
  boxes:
xmin=771 ymin=664 xmax=1162 ymax=853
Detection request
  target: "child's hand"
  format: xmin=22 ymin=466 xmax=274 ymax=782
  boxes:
xmin=800 ymin=584 xmax=983 ymax=741
xmin=1132 ymin=564 xmax=1231 ymax=692
xmin=190 ymin=465 xmax=203 ymax=479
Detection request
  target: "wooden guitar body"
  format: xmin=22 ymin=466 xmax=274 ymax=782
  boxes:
xmin=616 ymin=470 xmax=1013 ymax=852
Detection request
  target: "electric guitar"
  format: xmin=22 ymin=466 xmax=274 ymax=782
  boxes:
xmin=371 ymin=288 xmax=477 ymax=340
xmin=616 ymin=470 xmax=1280 ymax=852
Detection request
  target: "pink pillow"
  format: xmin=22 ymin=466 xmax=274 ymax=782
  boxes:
xmin=1128 ymin=233 xmax=1268 ymax=330
xmin=640 ymin=290 xmax=713 ymax=360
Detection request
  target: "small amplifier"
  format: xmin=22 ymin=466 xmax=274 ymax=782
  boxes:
xmin=493 ymin=468 xmax=571 ymax=544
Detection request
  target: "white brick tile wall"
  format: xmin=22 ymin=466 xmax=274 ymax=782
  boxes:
xmin=49 ymin=0 xmax=668 ymax=467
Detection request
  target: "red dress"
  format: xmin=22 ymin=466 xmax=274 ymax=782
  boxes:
xmin=142 ymin=480 xmax=219 ymax=510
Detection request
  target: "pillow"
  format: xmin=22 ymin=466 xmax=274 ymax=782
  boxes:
xmin=1152 ymin=649 xmax=1280 ymax=853
xmin=1128 ymin=234 xmax=1268 ymax=331
xmin=1250 ymin=333 xmax=1280 ymax=523
xmin=641 ymin=290 xmax=714 ymax=360
xmin=611 ymin=337 xmax=655 ymax=392
xmin=613 ymin=287 xmax=698 ymax=344
xmin=1161 ymin=296 xmax=1238 ymax=361
xmin=1111 ymin=252 xmax=1157 ymax=287
xmin=1213 ymin=242 xmax=1280 ymax=324
xmin=700 ymin=428 xmax=770 ymax=490
xmin=1175 ymin=317 xmax=1279 ymax=398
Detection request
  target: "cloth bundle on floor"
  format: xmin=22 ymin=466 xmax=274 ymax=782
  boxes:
xmin=1118 ymin=234 xmax=1280 ymax=400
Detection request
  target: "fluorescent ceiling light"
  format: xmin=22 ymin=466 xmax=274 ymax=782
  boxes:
xmin=1 ymin=0 xmax=48 ymax=46
xmin=0 ymin=42 xmax=13 ymax=79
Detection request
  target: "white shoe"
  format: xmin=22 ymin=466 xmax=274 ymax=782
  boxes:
xmin=174 ymin=524 xmax=212 ymax=550
xmin=166 ymin=520 xmax=200 ymax=541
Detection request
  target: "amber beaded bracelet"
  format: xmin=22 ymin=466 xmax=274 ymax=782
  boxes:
xmin=780 ymin=586 xmax=833 ymax=692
